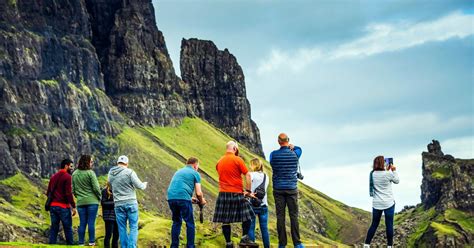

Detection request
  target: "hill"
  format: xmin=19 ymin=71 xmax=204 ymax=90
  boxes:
xmin=0 ymin=117 xmax=370 ymax=246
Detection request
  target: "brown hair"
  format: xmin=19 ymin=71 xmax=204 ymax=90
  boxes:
xmin=373 ymin=156 xmax=385 ymax=171
xmin=250 ymin=158 xmax=263 ymax=172
xmin=105 ymin=181 xmax=112 ymax=198
xmin=186 ymin=157 xmax=199 ymax=165
xmin=77 ymin=155 xmax=93 ymax=170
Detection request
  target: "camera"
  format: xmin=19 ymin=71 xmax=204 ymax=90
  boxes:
xmin=297 ymin=172 xmax=304 ymax=180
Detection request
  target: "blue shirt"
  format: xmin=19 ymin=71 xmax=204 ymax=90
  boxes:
xmin=167 ymin=165 xmax=201 ymax=201
xmin=269 ymin=146 xmax=302 ymax=190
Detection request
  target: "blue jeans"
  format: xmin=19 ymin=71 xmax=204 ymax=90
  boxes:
xmin=49 ymin=206 xmax=74 ymax=245
xmin=365 ymin=204 xmax=395 ymax=245
xmin=249 ymin=206 xmax=270 ymax=248
xmin=168 ymin=200 xmax=195 ymax=248
xmin=77 ymin=204 xmax=99 ymax=244
xmin=115 ymin=203 xmax=139 ymax=248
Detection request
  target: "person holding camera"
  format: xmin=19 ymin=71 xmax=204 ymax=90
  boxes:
xmin=269 ymin=133 xmax=304 ymax=248
xmin=248 ymin=158 xmax=270 ymax=248
xmin=364 ymin=156 xmax=399 ymax=248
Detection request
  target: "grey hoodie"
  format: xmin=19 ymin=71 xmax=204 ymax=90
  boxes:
xmin=108 ymin=166 xmax=147 ymax=207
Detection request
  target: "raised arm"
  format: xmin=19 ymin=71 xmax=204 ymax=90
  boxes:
xmin=389 ymin=166 xmax=400 ymax=184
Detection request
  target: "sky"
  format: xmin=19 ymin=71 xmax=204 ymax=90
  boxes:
xmin=153 ymin=0 xmax=474 ymax=212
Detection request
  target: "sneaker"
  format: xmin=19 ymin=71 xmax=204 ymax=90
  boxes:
xmin=226 ymin=242 xmax=234 ymax=248
xmin=88 ymin=243 xmax=96 ymax=246
xmin=295 ymin=244 xmax=305 ymax=248
xmin=239 ymin=235 xmax=257 ymax=246
xmin=364 ymin=244 xmax=370 ymax=248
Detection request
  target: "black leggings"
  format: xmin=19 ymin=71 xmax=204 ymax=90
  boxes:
xmin=104 ymin=220 xmax=119 ymax=248
xmin=222 ymin=220 xmax=251 ymax=243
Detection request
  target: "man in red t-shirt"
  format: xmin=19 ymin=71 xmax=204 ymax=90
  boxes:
xmin=47 ymin=159 xmax=76 ymax=245
xmin=213 ymin=141 xmax=257 ymax=248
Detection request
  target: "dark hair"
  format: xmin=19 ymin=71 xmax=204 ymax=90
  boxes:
xmin=373 ymin=156 xmax=385 ymax=171
xmin=60 ymin=159 xmax=73 ymax=169
xmin=186 ymin=157 xmax=199 ymax=165
xmin=77 ymin=155 xmax=93 ymax=170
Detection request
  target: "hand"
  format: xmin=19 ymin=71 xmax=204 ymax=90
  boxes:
xmin=390 ymin=165 xmax=397 ymax=171
xmin=191 ymin=197 xmax=199 ymax=204
xmin=289 ymin=144 xmax=295 ymax=150
xmin=201 ymin=198 xmax=207 ymax=205
xmin=71 ymin=208 xmax=77 ymax=216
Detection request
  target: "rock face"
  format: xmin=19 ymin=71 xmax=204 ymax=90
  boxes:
xmin=180 ymin=38 xmax=263 ymax=156
xmin=0 ymin=0 xmax=264 ymax=177
xmin=85 ymin=0 xmax=188 ymax=126
xmin=421 ymin=140 xmax=473 ymax=211
xmin=0 ymin=0 xmax=123 ymax=178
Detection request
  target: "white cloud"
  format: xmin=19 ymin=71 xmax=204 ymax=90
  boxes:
xmin=442 ymin=135 xmax=474 ymax=158
xmin=256 ymin=11 xmax=474 ymax=75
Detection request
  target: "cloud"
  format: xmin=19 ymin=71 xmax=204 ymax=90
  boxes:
xmin=256 ymin=11 xmax=474 ymax=75
xmin=442 ymin=135 xmax=474 ymax=158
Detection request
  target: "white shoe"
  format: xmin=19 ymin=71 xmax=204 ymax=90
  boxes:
xmin=364 ymin=244 xmax=370 ymax=248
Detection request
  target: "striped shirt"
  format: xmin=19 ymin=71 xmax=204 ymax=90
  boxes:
xmin=371 ymin=170 xmax=400 ymax=210
xmin=269 ymin=146 xmax=302 ymax=190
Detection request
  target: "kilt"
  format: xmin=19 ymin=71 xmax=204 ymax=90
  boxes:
xmin=213 ymin=192 xmax=255 ymax=223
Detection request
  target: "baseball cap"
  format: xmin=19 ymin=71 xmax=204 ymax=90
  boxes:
xmin=117 ymin=155 xmax=129 ymax=164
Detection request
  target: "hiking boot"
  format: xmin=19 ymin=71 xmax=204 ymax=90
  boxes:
xmin=239 ymin=235 xmax=258 ymax=246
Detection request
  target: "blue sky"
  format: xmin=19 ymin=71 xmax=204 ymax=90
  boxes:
xmin=153 ymin=0 xmax=474 ymax=211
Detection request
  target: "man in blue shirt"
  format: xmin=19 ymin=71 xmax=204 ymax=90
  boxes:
xmin=167 ymin=157 xmax=207 ymax=248
xmin=269 ymin=133 xmax=304 ymax=248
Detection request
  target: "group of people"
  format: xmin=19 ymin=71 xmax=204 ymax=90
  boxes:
xmin=47 ymin=154 xmax=147 ymax=247
xmin=46 ymin=132 xmax=399 ymax=248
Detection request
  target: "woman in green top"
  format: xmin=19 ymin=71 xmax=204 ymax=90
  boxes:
xmin=72 ymin=155 xmax=101 ymax=246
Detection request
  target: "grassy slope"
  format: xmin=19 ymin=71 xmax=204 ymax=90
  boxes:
xmin=0 ymin=117 xmax=370 ymax=247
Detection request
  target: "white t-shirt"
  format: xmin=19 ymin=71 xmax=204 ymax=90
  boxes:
xmin=250 ymin=171 xmax=269 ymax=206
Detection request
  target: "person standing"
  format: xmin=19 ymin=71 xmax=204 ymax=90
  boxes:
xmin=213 ymin=141 xmax=257 ymax=248
xmin=364 ymin=156 xmax=400 ymax=248
xmin=248 ymin=158 xmax=270 ymax=248
xmin=72 ymin=155 xmax=101 ymax=246
xmin=101 ymin=182 xmax=119 ymax=248
xmin=269 ymin=133 xmax=304 ymax=248
xmin=47 ymin=159 xmax=76 ymax=245
xmin=108 ymin=155 xmax=147 ymax=248
xmin=167 ymin=157 xmax=207 ymax=248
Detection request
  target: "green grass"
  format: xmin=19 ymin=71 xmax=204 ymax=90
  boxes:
xmin=431 ymin=164 xmax=452 ymax=179
xmin=406 ymin=207 xmax=437 ymax=246
xmin=430 ymin=222 xmax=461 ymax=238
xmin=444 ymin=208 xmax=474 ymax=233
xmin=40 ymin=79 xmax=59 ymax=87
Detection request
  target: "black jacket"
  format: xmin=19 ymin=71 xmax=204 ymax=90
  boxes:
xmin=101 ymin=188 xmax=116 ymax=221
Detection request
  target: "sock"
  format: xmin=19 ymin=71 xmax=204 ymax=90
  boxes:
xmin=242 ymin=220 xmax=251 ymax=236
xmin=222 ymin=224 xmax=231 ymax=243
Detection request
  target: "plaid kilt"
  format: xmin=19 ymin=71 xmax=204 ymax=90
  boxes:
xmin=213 ymin=192 xmax=255 ymax=223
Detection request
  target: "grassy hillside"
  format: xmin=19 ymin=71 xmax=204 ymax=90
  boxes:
xmin=0 ymin=117 xmax=370 ymax=247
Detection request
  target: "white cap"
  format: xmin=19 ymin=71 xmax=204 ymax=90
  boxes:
xmin=117 ymin=155 xmax=129 ymax=164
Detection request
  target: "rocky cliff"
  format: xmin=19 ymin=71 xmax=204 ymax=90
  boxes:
xmin=180 ymin=38 xmax=263 ymax=156
xmin=372 ymin=140 xmax=473 ymax=247
xmin=0 ymin=0 xmax=263 ymax=178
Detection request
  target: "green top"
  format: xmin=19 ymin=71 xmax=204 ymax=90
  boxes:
xmin=72 ymin=169 xmax=101 ymax=206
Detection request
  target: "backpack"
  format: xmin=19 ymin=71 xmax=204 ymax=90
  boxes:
xmin=250 ymin=174 xmax=267 ymax=207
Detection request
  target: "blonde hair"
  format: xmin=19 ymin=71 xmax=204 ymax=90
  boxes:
xmin=250 ymin=158 xmax=263 ymax=172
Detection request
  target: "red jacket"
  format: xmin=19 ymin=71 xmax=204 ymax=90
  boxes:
xmin=47 ymin=169 xmax=76 ymax=208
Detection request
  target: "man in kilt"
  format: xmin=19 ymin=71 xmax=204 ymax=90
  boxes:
xmin=213 ymin=141 xmax=258 ymax=248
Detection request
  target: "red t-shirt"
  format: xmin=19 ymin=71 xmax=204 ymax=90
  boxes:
xmin=216 ymin=152 xmax=249 ymax=193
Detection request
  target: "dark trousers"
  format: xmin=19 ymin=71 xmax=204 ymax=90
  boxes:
xmin=273 ymin=189 xmax=301 ymax=246
xmin=49 ymin=206 xmax=74 ymax=245
xmin=104 ymin=220 xmax=119 ymax=248
xmin=168 ymin=200 xmax=195 ymax=248
xmin=365 ymin=204 xmax=395 ymax=246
